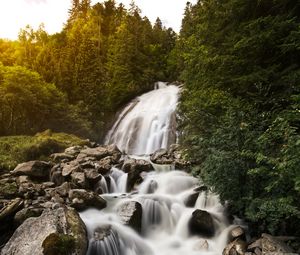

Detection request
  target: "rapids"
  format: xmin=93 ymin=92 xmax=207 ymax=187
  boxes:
xmin=80 ymin=82 xmax=238 ymax=255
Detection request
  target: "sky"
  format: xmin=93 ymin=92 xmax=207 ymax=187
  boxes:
xmin=0 ymin=0 xmax=196 ymax=40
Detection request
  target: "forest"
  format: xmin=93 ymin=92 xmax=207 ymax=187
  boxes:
xmin=0 ymin=0 xmax=299 ymax=242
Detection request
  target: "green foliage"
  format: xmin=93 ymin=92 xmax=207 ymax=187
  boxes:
xmin=178 ymin=0 xmax=300 ymax=236
xmin=0 ymin=130 xmax=88 ymax=171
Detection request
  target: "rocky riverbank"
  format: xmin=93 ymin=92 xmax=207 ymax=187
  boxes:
xmin=0 ymin=143 xmax=298 ymax=254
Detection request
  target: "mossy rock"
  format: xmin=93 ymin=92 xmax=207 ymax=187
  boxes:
xmin=0 ymin=180 xmax=18 ymax=199
xmin=42 ymin=233 xmax=75 ymax=255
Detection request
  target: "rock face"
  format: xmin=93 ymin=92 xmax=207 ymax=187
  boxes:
xmin=188 ymin=209 xmax=215 ymax=237
xmin=1 ymin=207 xmax=87 ymax=255
xmin=117 ymin=201 xmax=143 ymax=233
xmin=11 ymin=161 xmax=52 ymax=180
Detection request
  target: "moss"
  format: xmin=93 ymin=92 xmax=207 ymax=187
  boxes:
xmin=0 ymin=181 xmax=18 ymax=198
xmin=0 ymin=130 xmax=88 ymax=172
xmin=42 ymin=233 xmax=75 ymax=255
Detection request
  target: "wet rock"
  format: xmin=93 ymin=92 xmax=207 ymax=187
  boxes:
xmin=77 ymin=146 xmax=110 ymax=160
xmin=223 ymin=238 xmax=247 ymax=255
xmin=150 ymin=148 xmax=168 ymax=162
xmin=84 ymin=169 xmax=102 ymax=185
xmin=229 ymin=226 xmax=246 ymax=242
xmin=93 ymin=225 xmax=112 ymax=241
xmin=117 ymin=201 xmax=142 ymax=233
xmin=1 ymin=207 xmax=87 ymax=255
xmin=194 ymin=239 xmax=209 ymax=251
xmin=68 ymin=189 xmax=106 ymax=211
xmin=97 ymin=156 xmax=113 ymax=175
xmin=127 ymin=168 xmax=143 ymax=192
xmin=106 ymin=144 xmax=122 ymax=163
xmin=248 ymin=238 xmax=262 ymax=251
xmin=11 ymin=161 xmax=52 ymax=180
xmin=184 ymin=191 xmax=199 ymax=207
xmin=122 ymin=158 xmax=153 ymax=173
xmin=14 ymin=207 xmax=43 ymax=226
xmin=188 ymin=209 xmax=215 ymax=238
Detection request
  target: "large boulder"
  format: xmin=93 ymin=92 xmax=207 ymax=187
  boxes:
xmin=261 ymin=233 xmax=294 ymax=254
xmin=77 ymin=145 xmax=121 ymax=162
xmin=11 ymin=161 xmax=52 ymax=180
xmin=188 ymin=209 xmax=215 ymax=237
xmin=117 ymin=201 xmax=143 ymax=233
xmin=1 ymin=207 xmax=87 ymax=255
xmin=0 ymin=198 xmax=24 ymax=222
xmin=68 ymin=189 xmax=106 ymax=211
xmin=229 ymin=226 xmax=246 ymax=242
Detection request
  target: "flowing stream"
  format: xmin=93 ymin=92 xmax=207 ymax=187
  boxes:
xmin=80 ymin=82 xmax=236 ymax=255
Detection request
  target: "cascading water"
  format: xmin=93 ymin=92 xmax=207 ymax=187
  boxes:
xmin=80 ymin=82 xmax=237 ymax=255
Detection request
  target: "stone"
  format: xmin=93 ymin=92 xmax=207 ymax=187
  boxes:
xmin=84 ymin=169 xmax=102 ymax=185
xmin=188 ymin=209 xmax=215 ymax=238
xmin=248 ymin=239 xmax=262 ymax=251
xmin=77 ymin=147 xmax=109 ymax=160
xmin=11 ymin=161 xmax=52 ymax=180
xmin=184 ymin=191 xmax=199 ymax=207
xmin=50 ymin=164 xmax=64 ymax=186
xmin=71 ymin=172 xmax=87 ymax=188
xmin=150 ymin=148 xmax=168 ymax=162
xmin=68 ymin=189 xmax=106 ymax=211
xmin=127 ymin=168 xmax=143 ymax=192
xmin=64 ymin=146 xmax=83 ymax=156
xmin=1 ymin=207 xmax=87 ymax=255
xmin=14 ymin=207 xmax=43 ymax=226
xmin=93 ymin=225 xmax=112 ymax=241
xmin=51 ymin=153 xmax=75 ymax=162
xmin=230 ymin=226 xmax=246 ymax=241
xmin=261 ymin=233 xmax=294 ymax=254
xmin=117 ymin=201 xmax=143 ymax=233
xmin=97 ymin=156 xmax=113 ymax=175
xmin=0 ymin=198 xmax=24 ymax=221
xmin=223 ymin=238 xmax=247 ymax=255
xmin=62 ymin=161 xmax=81 ymax=177
xmin=0 ymin=179 xmax=18 ymax=199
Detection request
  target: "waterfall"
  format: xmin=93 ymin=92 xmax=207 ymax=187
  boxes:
xmin=80 ymin=82 xmax=235 ymax=255
xmin=105 ymin=82 xmax=179 ymax=155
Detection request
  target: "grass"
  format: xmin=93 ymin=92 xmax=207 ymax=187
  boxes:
xmin=0 ymin=130 xmax=89 ymax=172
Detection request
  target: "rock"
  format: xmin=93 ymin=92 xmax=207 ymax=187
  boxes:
xmin=64 ymin=146 xmax=82 ymax=156
xmin=71 ymin=172 xmax=87 ymax=188
xmin=117 ymin=201 xmax=142 ymax=233
xmin=127 ymin=168 xmax=143 ymax=192
xmin=93 ymin=225 xmax=112 ymax=241
xmin=77 ymin=147 xmax=110 ymax=160
xmin=47 ymin=182 xmax=71 ymax=198
xmin=84 ymin=169 xmax=102 ymax=185
xmin=230 ymin=226 xmax=246 ymax=241
xmin=150 ymin=148 xmax=168 ymax=162
xmin=188 ymin=209 xmax=215 ymax=238
xmin=62 ymin=161 xmax=81 ymax=177
xmin=0 ymin=179 xmax=18 ymax=199
xmin=51 ymin=153 xmax=75 ymax=162
xmin=122 ymin=158 xmax=153 ymax=173
xmin=261 ymin=233 xmax=294 ymax=254
xmin=248 ymin=239 xmax=262 ymax=251
xmin=50 ymin=164 xmax=64 ymax=186
xmin=0 ymin=198 xmax=24 ymax=221
xmin=223 ymin=238 xmax=247 ymax=255
xmin=11 ymin=161 xmax=52 ymax=180
xmin=68 ymin=189 xmax=106 ymax=211
xmin=14 ymin=207 xmax=43 ymax=226
xmin=193 ymin=239 xmax=209 ymax=251
xmin=97 ymin=156 xmax=113 ymax=175
xmin=254 ymin=247 xmax=262 ymax=255
xmin=106 ymin=144 xmax=122 ymax=163
xmin=1 ymin=207 xmax=87 ymax=255
xmin=184 ymin=192 xmax=199 ymax=207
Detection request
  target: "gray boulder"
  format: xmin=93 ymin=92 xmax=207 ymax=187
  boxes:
xmin=1 ymin=207 xmax=87 ymax=255
xmin=117 ymin=201 xmax=143 ymax=233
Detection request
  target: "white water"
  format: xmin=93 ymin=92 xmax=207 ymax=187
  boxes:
xmin=105 ymin=82 xmax=179 ymax=155
xmin=80 ymin=83 xmax=235 ymax=255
